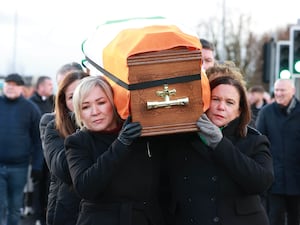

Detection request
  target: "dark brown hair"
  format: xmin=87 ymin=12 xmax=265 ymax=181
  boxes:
xmin=200 ymin=38 xmax=215 ymax=51
xmin=35 ymin=76 xmax=52 ymax=89
xmin=55 ymin=71 xmax=89 ymax=138
xmin=248 ymin=85 xmax=265 ymax=93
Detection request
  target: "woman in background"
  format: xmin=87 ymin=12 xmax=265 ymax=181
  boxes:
xmin=43 ymin=70 xmax=89 ymax=225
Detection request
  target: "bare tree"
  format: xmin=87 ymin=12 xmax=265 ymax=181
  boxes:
xmin=196 ymin=13 xmax=261 ymax=87
xmin=196 ymin=10 xmax=293 ymax=91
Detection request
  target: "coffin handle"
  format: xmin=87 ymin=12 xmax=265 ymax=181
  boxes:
xmin=147 ymin=97 xmax=189 ymax=109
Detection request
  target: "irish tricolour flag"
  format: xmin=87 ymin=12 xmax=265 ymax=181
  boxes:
xmin=81 ymin=17 xmax=209 ymax=119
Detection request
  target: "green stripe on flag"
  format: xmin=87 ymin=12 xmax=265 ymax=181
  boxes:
xmin=104 ymin=16 xmax=165 ymax=25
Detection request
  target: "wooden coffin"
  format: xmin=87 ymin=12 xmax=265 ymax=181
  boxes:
xmin=127 ymin=47 xmax=203 ymax=136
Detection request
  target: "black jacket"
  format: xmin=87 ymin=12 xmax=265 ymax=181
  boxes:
xmin=43 ymin=118 xmax=80 ymax=225
xmin=0 ymin=95 xmax=43 ymax=170
xmin=165 ymin=118 xmax=274 ymax=225
xmin=65 ymin=129 xmax=165 ymax=225
xmin=29 ymin=92 xmax=54 ymax=114
xmin=256 ymin=97 xmax=300 ymax=195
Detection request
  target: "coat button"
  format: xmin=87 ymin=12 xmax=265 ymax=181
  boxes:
xmin=188 ymin=197 xmax=192 ymax=202
xmin=211 ymin=197 xmax=216 ymax=202
xmin=213 ymin=217 xmax=220 ymax=223
xmin=183 ymin=176 xmax=188 ymax=180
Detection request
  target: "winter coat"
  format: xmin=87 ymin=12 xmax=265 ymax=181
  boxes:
xmin=0 ymin=95 xmax=43 ymax=171
xmin=256 ymin=97 xmax=300 ymax=195
xmin=65 ymin=129 xmax=165 ymax=225
xmin=164 ymin=118 xmax=274 ymax=225
xmin=43 ymin=118 xmax=80 ymax=225
xmin=29 ymin=92 xmax=54 ymax=114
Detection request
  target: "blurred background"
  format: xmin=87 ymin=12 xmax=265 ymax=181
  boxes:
xmin=0 ymin=0 xmax=299 ymax=93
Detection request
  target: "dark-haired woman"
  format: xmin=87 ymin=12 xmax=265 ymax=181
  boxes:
xmin=165 ymin=65 xmax=274 ymax=225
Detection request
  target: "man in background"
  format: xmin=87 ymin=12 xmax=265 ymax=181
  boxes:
xmin=28 ymin=76 xmax=54 ymax=225
xmin=200 ymin=38 xmax=216 ymax=71
xmin=248 ymin=85 xmax=268 ymax=127
xmin=30 ymin=76 xmax=54 ymax=113
xmin=256 ymin=78 xmax=300 ymax=225
xmin=0 ymin=73 xmax=43 ymax=225
xmin=199 ymin=38 xmax=216 ymax=111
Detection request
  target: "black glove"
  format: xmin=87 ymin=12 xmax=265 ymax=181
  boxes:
xmin=196 ymin=113 xmax=223 ymax=149
xmin=117 ymin=116 xmax=142 ymax=146
xmin=31 ymin=169 xmax=42 ymax=182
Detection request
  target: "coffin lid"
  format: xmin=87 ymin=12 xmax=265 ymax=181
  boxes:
xmin=82 ymin=17 xmax=210 ymax=119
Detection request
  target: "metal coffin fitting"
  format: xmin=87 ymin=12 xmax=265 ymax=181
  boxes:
xmin=147 ymin=84 xmax=189 ymax=109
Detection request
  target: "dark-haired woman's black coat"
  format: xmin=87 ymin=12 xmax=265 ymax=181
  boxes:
xmin=64 ymin=130 xmax=165 ymax=225
xmin=164 ymin=119 xmax=274 ymax=225
xmin=43 ymin=118 xmax=81 ymax=225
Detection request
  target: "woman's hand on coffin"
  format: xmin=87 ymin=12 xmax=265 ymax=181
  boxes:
xmin=196 ymin=113 xmax=222 ymax=149
xmin=118 ymin=116 xmax=142 ymax=146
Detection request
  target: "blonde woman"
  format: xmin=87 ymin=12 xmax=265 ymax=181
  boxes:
xmin=65 ymin=76 xmax=165 ymax=225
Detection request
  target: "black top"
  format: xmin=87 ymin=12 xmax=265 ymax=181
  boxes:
xmin=164 ymin=118 xmax=274 ymax=225
xmin=29 ymin=92 xmax=54 ymax=114
xmin=65 ymin=129 xmax=165 ymax=225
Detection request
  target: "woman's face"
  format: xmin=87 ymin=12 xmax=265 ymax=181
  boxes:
xmin=206 ymin=84 xmax=241 ymax=127
xmin=65 ymin=80 xmax=81 ymax=112
xmin=80 ymin=86 xmax=117 ymax=132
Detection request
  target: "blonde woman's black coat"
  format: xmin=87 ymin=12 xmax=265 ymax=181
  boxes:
xmin=65 ymin=129 xmax=165 ymax=225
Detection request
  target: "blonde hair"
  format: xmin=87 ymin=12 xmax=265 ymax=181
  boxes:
xmin=72 ymin=76 xmax=121 ymax=129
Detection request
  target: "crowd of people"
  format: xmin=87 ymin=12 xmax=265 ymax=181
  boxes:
xmin=0 ymin=38 xmax=300 ymax=225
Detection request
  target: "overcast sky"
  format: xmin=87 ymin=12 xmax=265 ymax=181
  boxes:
xmin=0 ymin=0 xmax=299 ymax=78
